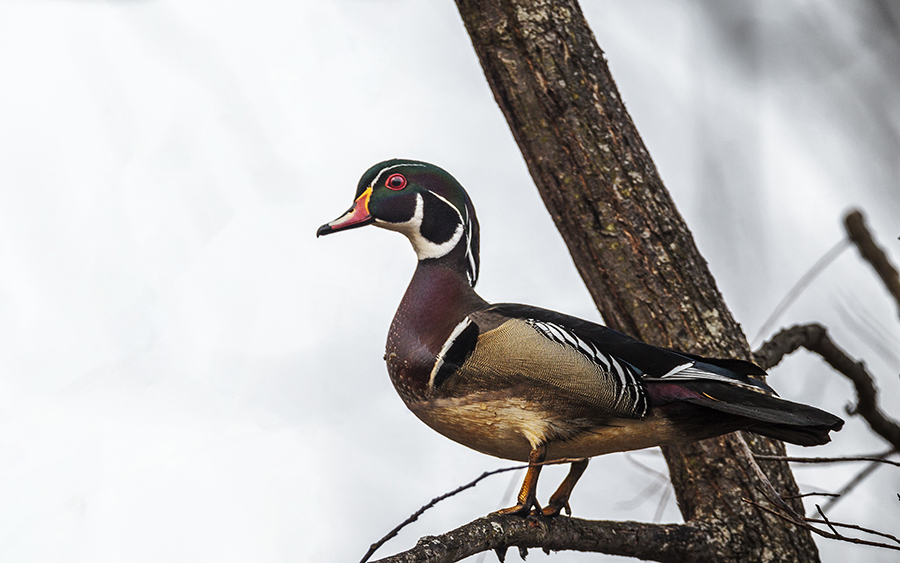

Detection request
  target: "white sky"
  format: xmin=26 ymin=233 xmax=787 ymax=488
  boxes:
xmin=0 ymin=1 xmax=897 ymax=562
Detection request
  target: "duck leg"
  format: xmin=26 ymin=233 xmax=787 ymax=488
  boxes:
xmin=495 ymin=445 xmax=546 ymax=516
xmin=542 ymin=458 xmax=589 ymax=517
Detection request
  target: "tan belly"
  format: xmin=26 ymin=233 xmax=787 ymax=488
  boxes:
xmin=408 ymin=394 xmax=684 ymax=463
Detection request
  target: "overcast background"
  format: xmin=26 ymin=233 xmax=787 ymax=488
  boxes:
xmin=1 ymin=1 xmax=898 ymax=562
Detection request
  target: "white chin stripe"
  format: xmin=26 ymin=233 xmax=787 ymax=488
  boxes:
xmin=377 ymin=193 xmax=464 ymax=261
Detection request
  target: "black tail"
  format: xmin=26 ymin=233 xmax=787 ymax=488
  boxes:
xmin=648 ymin=380 xmax=844 ymax=446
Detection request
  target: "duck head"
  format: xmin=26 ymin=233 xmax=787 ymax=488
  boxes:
xmin=317 ymin=159 xmax=481 ymax=286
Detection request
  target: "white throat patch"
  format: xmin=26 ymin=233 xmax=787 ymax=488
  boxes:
xmin=377 ymin=192 xmax=464 ymax=261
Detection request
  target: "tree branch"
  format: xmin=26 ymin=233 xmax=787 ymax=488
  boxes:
xmin=754 ymin=323 xmax=900 ymax=450
xmin=361 ymin=459 xmax=589 ymax=563
xmin=372 ymin=515 xmax=704 ymax=563
xmin=744 ymin=499 xmax=900 ymax=552
xmin=844 ymin=210 xmax=900 ymax=320
xmin=754 ymin=452 xmax=900 ymax=468
xmin=454 ymin=2 xmax=816 ymax=558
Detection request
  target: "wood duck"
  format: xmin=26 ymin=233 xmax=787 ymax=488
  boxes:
xmin=317 ymin=159 xmax=843 ymax=517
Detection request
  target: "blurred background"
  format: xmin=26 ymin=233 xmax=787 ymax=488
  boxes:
xmin=0 ymin=1 xmax=898 ymax=561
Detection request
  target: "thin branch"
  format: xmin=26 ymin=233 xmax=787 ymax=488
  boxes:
xmin=753 ymin=323 xmax=900 ymax=450
xmin=744 ymin=498 xmax=900 ymax=552
xmin=751 ymin=238 xmax=850 ymax=347
xmin=808 ymin=509 xmax=900 ymax=545
xmin=754 ymin=451 xmax=900 ymax=468
xmin=845 ymin=210 xmax=900 ymax=320
xmin=371 ymin=515 xmax=704 ymax=563
xmin=820 ymin=456 xmax=889 ymax=514
xmin=735 ymin=434 xmax=801 ymax=517
xmin=816 ymin=504 xmax=842 ymax=538
xmin=783 ymin=492 xmax=841 ymax=499
xmin=360 ymin=459 xmax=587 ymax=563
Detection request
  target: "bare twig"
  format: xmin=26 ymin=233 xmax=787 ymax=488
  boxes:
xmin=783 ymin=492 xmax=841 ymax=499
xmin=736 ymin=435 xmax=801 ymax=517
xmin=753 ymin=451 xmax=899 ymax=515
xmin=819 ymin=456 xmax=890 ymax=514
xmin=360 ymin=459 xmax=587 ymax=563
xmin=845 ymin=210 xmax=900 ymax=320
xmin=753 ymin=323 xmax=900 ymax=451
xmin=816 ymin=504 xmax=842 ymax=538
xmin=744 ymin=498 xmax=900 ymax=552
xmin=754 ymin=451 xmax=900 ymax=468
xmin=807 ymin=509 xmax=900 ymax=545
xmin=751 ymin=238 xmax=850 ymax=347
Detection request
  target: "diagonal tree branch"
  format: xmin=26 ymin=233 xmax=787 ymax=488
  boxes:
xmin=453 ymin=2 xmax=816 ymax=559
xmin=844 ymin=210 xmax=900 ymax=320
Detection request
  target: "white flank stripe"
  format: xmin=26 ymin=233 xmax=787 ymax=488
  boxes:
xmin=428 ymin=317 xmax=473 ymax=389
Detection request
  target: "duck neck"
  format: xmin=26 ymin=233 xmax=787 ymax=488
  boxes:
xmin=385 ymin=257 xmax=487 ymax=401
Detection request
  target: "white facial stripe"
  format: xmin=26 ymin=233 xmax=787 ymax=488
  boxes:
xmin=370 ymin=162 xmax=426 ymax=189
xmin=375 ymin=193 xmax=464 ymax=261
xmin=427 ymin=189 xmax=478 ymax=285
xmin=428 ymin=317 xmax=473 ymax=389
xmin=426 ymin=189 xmax=465 ymax=225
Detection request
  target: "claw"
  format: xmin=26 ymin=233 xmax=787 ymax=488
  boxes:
xmin=540 ymin=501 xmax=569 ymax=518
xmin=494 ymin=498 xmax=542 ymax=517
xmin=541 ymin=458 xmax=588 ymax=517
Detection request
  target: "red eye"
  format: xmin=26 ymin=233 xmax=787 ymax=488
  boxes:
xmin=385 ymin=173 xmax=407 ymax=190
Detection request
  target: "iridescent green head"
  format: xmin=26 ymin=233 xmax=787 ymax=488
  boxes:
xmin=317 ymin=159 xmax=481 ymax=286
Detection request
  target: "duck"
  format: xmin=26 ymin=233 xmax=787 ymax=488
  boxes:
xmin=316 ymin=158 xmax=843 ymax=517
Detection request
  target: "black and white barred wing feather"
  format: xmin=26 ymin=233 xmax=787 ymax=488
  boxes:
xmin=522 ymin=317 xmax=648 ymax=418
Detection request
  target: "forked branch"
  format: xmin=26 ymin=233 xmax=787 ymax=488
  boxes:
xmin=754 ymin=323 xmax=900 ymax=451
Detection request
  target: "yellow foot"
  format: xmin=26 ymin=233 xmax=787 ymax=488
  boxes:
xmin=541 ymin=501 xmax=571 ymax=517
xmin=493 ymin=500 xmax=541 ymax=517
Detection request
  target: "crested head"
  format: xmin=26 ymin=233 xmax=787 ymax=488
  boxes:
xmin=318 ymin=159 xmax=481 ymax=286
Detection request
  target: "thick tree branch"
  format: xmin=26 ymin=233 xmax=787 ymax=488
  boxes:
xmin=754 ymin=323 xmax=900 ymax=450
xmin=372 ymin=515 xmax=704 ymax=563
xmin=453 ymin=0 xmax=817 ymax=559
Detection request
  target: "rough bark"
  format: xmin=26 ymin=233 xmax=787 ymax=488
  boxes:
xmin=453 ymin=0 xmax=820 ymax=560
xmin=377 ymin=516 xmax=706 ymax=563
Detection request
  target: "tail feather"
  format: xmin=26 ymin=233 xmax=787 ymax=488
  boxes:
xmin=648 ymin=380 xmax=844 ymax=446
